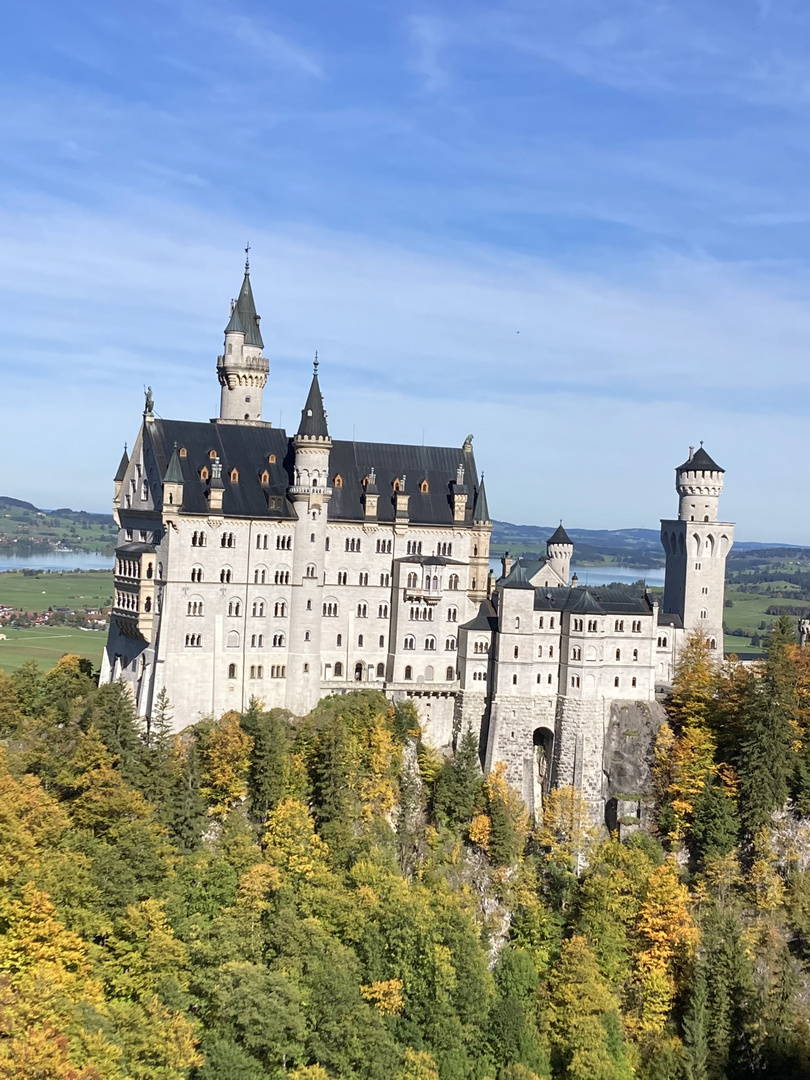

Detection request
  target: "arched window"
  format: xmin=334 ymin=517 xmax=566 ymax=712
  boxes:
xmin=404 ymin=635 xmax=415 ymax=650
xmin=446 ymin=667 xmax=455 ymax=681
xmin=377 ymin=663 xmax=385 ymax=678
xmin=227 ymin=631 xmax=240 ymax=648
xmin=334 ymin=662 xmax=343 ymax=677
xmin=228 ymin=599 xmax=241 ymax=617
xmin=710 ymin=637 xmax=717 ymax=650
xmin=379 ymin=635 xmax=385 ymax=648
xmin=359 ymin=571 xmax=369 ymax=586
xmin=274 ymin=601 xmax=287 ymax=617
xmin=632 ymin=677 xmax=637 ymax=688
xmin=221 ymin=532 xmax=235 ymax=548
xmin=337 ymin=571 xmax=348 ymax=585
xmin=419 ymin=479 xmax=429 ymax=493
xmin=615 ymin=649 xmax=621 ymax=661
xmin=306 ymin=564 xmax=317 ymax=578
xmin=448 ymin=574 xmax=459 ymax=590
xmin=190 ymin=566 xmax=203 ymax=583
xmin=229 ymin=468 xmax=239 ymax=483
xmin=323 ymin=599 xmax=339 ymax=617
xmin=274 ymin=569 xmax=290 ymax=584
xmin=379 ymin=572 xmax=391 ymax=587
xmin=407 ymin=572 xmax=418 ymax=588
xmin=615 ymin=620 xmax=624 ymax=632
xmin=144 ymin=596 xmax=152 ymax=612
xmin=633 ymin=649 xmax=638 ymax=662
xmin=445 ymin=637 xmax=457 ymax=651
xmin=425 ymin=636 xmax=436 ymax=651
xmin=573 ymin=618 xmax=583 ymax=632
xmin=305 ymin=631 xmax=311 ymax=642
xmin=272 ymin=633 xmax=285 ymax=648
xmin=228 ymin=663 xmax=236 ymax=679
xmin=514 ymin=645 xmax=519 ymax=659
xmin=252 ymin=600 xmax=265 ymax=617
xmin=378 ymin=603 xmax=389 ymax=618
xmin=404 ymin=665 xmax=412 ymax=680
xmin=447 ymin=606 xmax=458 ymax=623
xmin=537 ymin=645 xmax=543 ymax=658
xmin=614 ymin=676 xmax=620 ymax=687
xmin=220 ymin=568 xmax=232 ymax=583
xmin=357 ymin=603 xmax=368 ymax=618
xmin=354 ymin=662 xmax=364 ymax=682
xmin=187 ymin=598 xmax=204 ymax=616
xmin=632 ymin=620 xmax=642 ymax=633
xmin=572 ymin=646 xmax=581 ymax=660
xmin=357 ymin=634 xmax=364 ymax=647
xmin=700 ymin=609 xmax=708 ymax=620
xmin=514 ymin=617 xmax=520 ymax=629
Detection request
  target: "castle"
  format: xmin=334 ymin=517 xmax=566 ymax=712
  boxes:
xmin=101 ymin=262 xmax=735 ymax=816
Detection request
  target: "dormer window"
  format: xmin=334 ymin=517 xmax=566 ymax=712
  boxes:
xmin=260 ymin=470 xmax=269 ymax=485
xmin=333 ymin=474 xmax=343 ymax=488
xmin=393 ymin=478 xmax=401 ymax=492
xmin=419 ymin=479 xmax=429 ymax=493
xmin=208 ymin=449 xmax=217 ymax=459
xmin=229 ymin=468 xmax=239 ymax=483
xmin=199 ymin=466 xmax=210 ymax=482
xmin=179 ymin=447 xmax=187 ymax=458
xmin=268 ymin=454 xmax=276 ymax=464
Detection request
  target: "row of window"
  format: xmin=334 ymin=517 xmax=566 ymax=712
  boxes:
xmin=402 ymin=636 xmax=457 ymax=651
xmin=123 ymin=528 xmax=158 ymax=544
xmin=190 ymin=530 xmax=462 ymax=558
xmin=571 ymin=618 xmax=644 ymax=633
xmin=569 ymin=675 xmax=638 ymax=689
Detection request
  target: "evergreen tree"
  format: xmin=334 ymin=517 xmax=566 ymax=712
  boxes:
xmin=737 ymin=683 xmax=793 ymax=836
xmin=240 ymin=702 xmax=288 ymax=823
xmin=80 ymin=680 xmax=147 ymax=788
xmin=682 ymin=963 xmax=709 ymax=1080
xmin=432 ymin=726 xmax=484 ymax=828
xmin=690 ymin=776 xmax=738 ymax=864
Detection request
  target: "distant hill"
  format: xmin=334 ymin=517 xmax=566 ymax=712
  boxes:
xmin=0 ymin=497 xmax=116 ymax=553
xmin=491 ymin=520 xmax=807 ymax=568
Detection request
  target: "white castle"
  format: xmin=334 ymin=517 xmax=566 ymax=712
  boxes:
xmin=102 ymin=263 xmax=735 ymax=816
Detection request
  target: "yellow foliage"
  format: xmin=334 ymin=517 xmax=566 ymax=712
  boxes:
xmin=107 ymin=899 xmax=190 ymax=1002
xmin=263 ymin=798 xmax=330 ymax=880
xmin=631 ymin=860 xmax=697 ymax=1034
xmin=359 ymin=713 xmax=399 ymax=820
xmin=469 ymin=812 xmax=491 ymax=852
xmin=288 ymin=1066 xmax=330 ymax=1080
xmin=237 ymin=862 xmax=281 ymax=912
xmin=106 ymin=995 xmax=202 ymax=1079
xmin=0 ymin=756 xmax=71 ymax=887
xmin=396 ymin=1047 xmax=440 ymax=1080
xmin=667 ymin=721 xmax=718 ymax=837
xmin=537 ymin=785 xmax=599 ymax=869
xmin=200 ymin=711 xmax=253 ymax=819
xmin=360 ymin=977 xmax=404 ymax=1015
xmin=748 ymin=826 xmax=785 ymax=911
xmin=417 ymin=742 xmax=443 ymax=784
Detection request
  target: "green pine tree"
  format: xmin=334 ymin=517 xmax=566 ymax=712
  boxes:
xmin=690 ymin=777 xmax=738 ymax=863
xmin=432 ymin=725 xmax=484 ymax=828
xmin=683 ymin=962 xmax=709 ymax=1080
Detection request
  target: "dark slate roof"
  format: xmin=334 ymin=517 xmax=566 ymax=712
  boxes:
xmin=114 ymin=446 xmax=129 ymax=482
xmin=658 ymin=612 xmax=684 ymax=629
xmin=397 ymin=555 xmax=461 ymax=565
xmin=163 ymin=446 xmax=184 ymax=484
xmin=328 ymin=440 xmax=479 ymax=526
xmin=297 ymin=369 xmax=329 ymax=438
xmin=501 ymin=562 xmax=535 ymax=590
xmin=460 ymin=598 xmax=498 ymax=633
xmin=569 ymin=589 xmax=605 ymax=614
xmin=547 ymin=522 xmax=572 ymax=546
xmin=533 ymin=586 xmax=654 ymax=615
xmin=140 ymin=419 xmax=480 ymax=526
xmin=116 ymin=542 xmax=156 ymax=555
xmin=473 ymin=476 xmax=490 ymax=522
xmin=676 ymin=446 xmax=723 ymax=473
xmin=225 ymin=270 xmax=264 ymax=348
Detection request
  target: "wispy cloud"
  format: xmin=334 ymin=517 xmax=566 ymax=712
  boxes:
xmin=408 ymin=14 xmax=450 ymax=92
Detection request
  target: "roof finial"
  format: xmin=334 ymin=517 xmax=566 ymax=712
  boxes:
xmin=314 ymin=350 xmax=319 ymax=374
xmin=700 ymin=439 xmax=704 ymax=446
xmin=244 ymin=242 xmax=250 ymax=273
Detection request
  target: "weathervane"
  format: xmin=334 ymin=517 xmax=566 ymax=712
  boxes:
xmin=314 ymin=350 xmax=319 ymax=373
xmin=244 ymin=242 xmax=250 ymax=272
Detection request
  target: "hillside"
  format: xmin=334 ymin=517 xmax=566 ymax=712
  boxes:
xmin=0 ymin=495 xmax=116 ymax=554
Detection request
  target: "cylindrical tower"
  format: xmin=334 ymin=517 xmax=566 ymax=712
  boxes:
xmin=676 ymin=444 xmax=724 ymax=522
xmin=216 ymin=257 xmax=268 ymax=423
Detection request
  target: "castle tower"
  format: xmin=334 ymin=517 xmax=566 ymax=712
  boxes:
xmin=286 ymin=358 xmax=332 ymax=715
xmin=661 ymin=445 xmax=734 ymax=660
xmin=469 ymin=474 xmax=492 ymax=602
xmin=216 ymin=254 xmax=269 ymax=423
xmin=546 ymin=522 xmax=573 ymax=585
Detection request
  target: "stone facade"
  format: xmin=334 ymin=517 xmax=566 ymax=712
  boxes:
xmin=101 ymin=264 xmax=734 ymax=821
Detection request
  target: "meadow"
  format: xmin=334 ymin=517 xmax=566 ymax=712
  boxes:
xmin=0 ymin=569 xmax=113 ymax=611
xmin=0 ymin=624 xmax=106 ymax=672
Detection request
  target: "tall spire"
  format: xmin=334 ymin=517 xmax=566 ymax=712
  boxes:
xmin=114 ymin=444 xmax=129 ymax=483
xmin=297 ymin=354 xmax=329 ymax=438
xmin=225 ymin=266 xmax=263 ymax=348
xmin=163 ymin=443 xmax=184 ymax=484
xmin=473 ymin=474 xmax=490 ymax=523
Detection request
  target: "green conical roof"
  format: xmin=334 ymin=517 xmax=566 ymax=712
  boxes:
xmin=225 ymin=268 xmax=263 ymax=348
xmin=114 ymin=445 xmax=129 ymax=482
xmin=163 ymin=445 xmax=184 ymax=484
xmin=473 ymin=475 xmax=490 ymax=522
xmin=297 ymin=363 xmax=329 ymax=438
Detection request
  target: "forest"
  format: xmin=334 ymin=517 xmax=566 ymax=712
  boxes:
xmin=2 ymin=620 xmax=810 ymax=1080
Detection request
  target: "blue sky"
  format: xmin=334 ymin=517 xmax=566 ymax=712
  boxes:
xmin=2 ymin=0 xmax=810 ymax=541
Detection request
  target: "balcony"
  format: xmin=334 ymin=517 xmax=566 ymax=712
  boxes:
xmin=403 ymin=586 xmax=442 ymax=604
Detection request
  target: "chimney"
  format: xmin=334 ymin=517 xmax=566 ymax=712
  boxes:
xmin=501 ymin=552 xmax=512 ymax=578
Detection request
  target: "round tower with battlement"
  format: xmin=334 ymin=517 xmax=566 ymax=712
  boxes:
xmin=216 ymin=255 xmax=269 ymax=424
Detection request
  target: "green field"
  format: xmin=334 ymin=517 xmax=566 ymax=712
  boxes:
xmin=0 ymin=570 xmax=113 ymax=611
xmin=0 ymin=625 xmax=106 ymax=672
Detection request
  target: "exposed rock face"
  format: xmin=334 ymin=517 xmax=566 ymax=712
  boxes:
xmin=602 ymin=699 xmax=668 ymax=834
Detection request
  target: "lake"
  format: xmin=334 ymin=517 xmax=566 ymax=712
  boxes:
xmin=0 ymin=551 xmax=114 ymax=572
xmin=489 ymin=559 xmax=664 ymax=588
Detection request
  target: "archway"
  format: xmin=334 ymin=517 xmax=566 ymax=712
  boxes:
xmin=533 ymin=727 xmax=554 ymax=792
xmin=354 ymin=662 xmax=364 ymax=682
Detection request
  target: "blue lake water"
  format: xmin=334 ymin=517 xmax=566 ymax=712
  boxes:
xmin=489 ymin=559 xmax=664 ymax=588
xmin=0 ymin=551 xmax=114 ymax=572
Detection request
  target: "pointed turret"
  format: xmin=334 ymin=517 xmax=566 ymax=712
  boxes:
xmin=473 ymin=475 xmax=490 ymax=523
xmin=162 ymin=443 xmax=184 ymax=513
xmin=114 ymin=445 xmax=129 ymax=483
xmin=217 ymin=252 xmax=269 ymax=424
xmin=297 ymin=358 xmax=329 ymax=438
xmin=546 ymin=521 xmax=573 ymax=585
